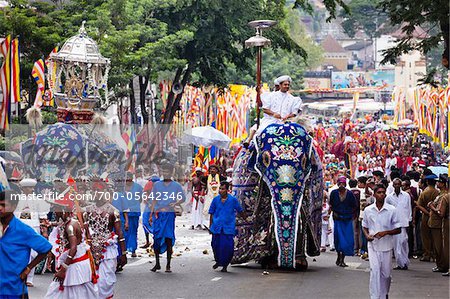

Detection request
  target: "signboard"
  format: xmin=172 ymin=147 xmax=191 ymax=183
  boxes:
xmin=331 ymin=70 xmax=395 ymax=89
xmin=303 ymin=77 xmax=331 ymax=89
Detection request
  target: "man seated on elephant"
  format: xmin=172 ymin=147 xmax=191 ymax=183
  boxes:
xmin=246 ymin=75 xmax=303 ymax=143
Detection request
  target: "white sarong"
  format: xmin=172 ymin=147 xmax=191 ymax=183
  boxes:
xmin=45 ymin=243 xmax=98 ymax=299
xmin=98 ymin=236 xmax=118 ymax=299
xmin=368 ymin=245 xmax=392 ymax=299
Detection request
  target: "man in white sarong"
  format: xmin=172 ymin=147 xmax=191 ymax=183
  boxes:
xmin=362 ymin=184 xmax=401 ymax=299
xmin=85 ymin=180 xmax=127 ymax=299
xmin=386 ymin=178 xmax=412 ymax=270
xmin=191 ymin=167 xmax=206 ymax=230
xmin=15 ymin=178 xmax=50 ymax=287
xmin=45 ymin=198 xmax=98 ymax=299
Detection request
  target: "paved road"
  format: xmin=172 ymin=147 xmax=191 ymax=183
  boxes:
xmin=29 ymin=215 xmax=449 ymax=299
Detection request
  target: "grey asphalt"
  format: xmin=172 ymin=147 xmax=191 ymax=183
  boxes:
xmin=28 ymin=214 xmax=449 ymax=298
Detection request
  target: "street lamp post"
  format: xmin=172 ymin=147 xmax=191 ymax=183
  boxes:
xmin=245 ymin=20 xmax=276 ymax=128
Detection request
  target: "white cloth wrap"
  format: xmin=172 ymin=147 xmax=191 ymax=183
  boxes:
xmin=98 ymin=236 xmax=118 ymax=299
xmin=45 ymin=243 xmax=98 ymax=299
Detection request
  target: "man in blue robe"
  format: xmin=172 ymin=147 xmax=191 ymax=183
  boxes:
xmin=149 ymin=161 xmax=185 ymax=273
xmin=116 ymin=172 xmax=143 ymax=257
xmin=209 ymin=181 xmax=244 ymax=272
xmin=330 ymin=176 xmax=357 ymax=267
xmin=0 ymin=191 xmax=52 ymax=299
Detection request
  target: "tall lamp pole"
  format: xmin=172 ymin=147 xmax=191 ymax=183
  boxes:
xmin=245 ymin=20 xmax=276 ymax=128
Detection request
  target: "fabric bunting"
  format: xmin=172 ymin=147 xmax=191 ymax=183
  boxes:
xmin=31 ymin=59 xmax=45 ymax=108
xmin=0 ymin=36 xmax=11 ymax=130
xmin=394 ymin=85 xmax=449 ymax=151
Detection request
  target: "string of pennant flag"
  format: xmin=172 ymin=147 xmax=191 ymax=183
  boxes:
xmin=392 ymin=85 xmax=450 ymax=152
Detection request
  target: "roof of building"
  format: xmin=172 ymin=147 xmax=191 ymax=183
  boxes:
xmin=344 ymin=40 xmax=373 ymax=51
xmin=391 ymin=24 xmax=428 ymax=39
xmin=321 ymin=35 xmax=347 ymax=53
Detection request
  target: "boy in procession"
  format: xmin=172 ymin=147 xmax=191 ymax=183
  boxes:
xmin=362 ymin=184 xmax=401 ymax=299
xmin=209 ymin=181 xmax=244 ymax=273
xmin=0 ymin=191 xmax=52 ymax=299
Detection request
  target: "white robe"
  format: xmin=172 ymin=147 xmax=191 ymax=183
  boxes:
xmin=98 ymin=236 xmax=118 ymax=299
xmin=258 ymin=91 xmax=302 ymax=134
xmin=191 ymin=196 xmax=204 ymax=228
xmin=202 ymin=175 xmax=220 ymax=220
xmin=368 ymin=246 xmax=392 ymax=299
xmin=45 ymin=243 xmax=98 ymax=299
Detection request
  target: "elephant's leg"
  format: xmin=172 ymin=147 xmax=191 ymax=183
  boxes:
xmin=295 ymin=211 xmax=308 ymax=271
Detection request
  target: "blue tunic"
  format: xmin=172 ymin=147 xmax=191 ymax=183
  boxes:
xmin=209 ymin=194 xmax=243 ymax=235
xmin=330 ymin=189 xmax=357 ymax=256
xmin=143 ymin=177 xmax=161 ymax=234
xmin=0 ymin=216 xmax=51 ymax=297
xmin=209 ymin=194 xmax=243 ymax=267
xmin=151 ymin=181 xmax=186 ymax=254
xmin=116 ymin=182 xmax=143 ymax=252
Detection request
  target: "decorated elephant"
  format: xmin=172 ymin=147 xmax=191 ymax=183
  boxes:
xmin=232 ymin=122 xmax=323 ymax=270
xmin=20 ymin=123 xmax=127 ymax=183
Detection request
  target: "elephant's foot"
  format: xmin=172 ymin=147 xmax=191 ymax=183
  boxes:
xmin=295 ymin=257 xmax=308 ymax=271
xmin=260 ymin=256 xmax=278 ymax=270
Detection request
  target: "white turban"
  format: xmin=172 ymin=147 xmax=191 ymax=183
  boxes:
xmin=19 ymin=178 xmax=37 ymax=187
xmin=195 ymin=167 xmax=202 ymax=171
xmin=274 ymin=78 xmax=280 ymax=85
xmin=276 ymin=75 xmax=292 ymax=84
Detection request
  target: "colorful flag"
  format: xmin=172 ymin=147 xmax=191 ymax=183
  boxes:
xmin=0 ymin=36 xmax=11 ymax=130
xmin=31 ymin=59 xmax=45 ymax=107
xmin=9 ymin=38 xmax=20 ymax=103
xmin=45 ymin=47 xmax=58 ymax=106
xmin=122 ymin=125 xmax=137 ymax=172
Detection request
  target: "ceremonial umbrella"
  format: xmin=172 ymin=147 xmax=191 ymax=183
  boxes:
xmin=428 ymin=166 xmax=448 ymax=176
xmin=397 ymin=119 xmax=413 ymax=126
xmin=182 ymin=126 xmax=231 ymax=148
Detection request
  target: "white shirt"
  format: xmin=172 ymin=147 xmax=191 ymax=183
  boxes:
xmin=259 ymin=91 xmax=302 ymax=132
xmin=322 ymin=202 xmax=330 ymax=224
xmin=14 ymin=194 xmax=49 ymax=232
xmin=136 ymin=177 xmax=147 ymax=188
xmin=362 ymin=202 xmax=400 ymax=252
xmin=386 ymin=182 xmax=394 ymax=196
xmin=386 ymin=190 xmax=412 ymax=227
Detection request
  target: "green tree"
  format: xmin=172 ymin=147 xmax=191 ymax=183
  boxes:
xmin=226 ymin=8 xmax=323 ymax=89
xmin=378 ymin=0 xmax=449 ymax=69
xmin=155 ymin=0 xmax=309 ymax=126
xmin=0 ymin=1 xmax=78 ymax=106
xmin=294 ymin=0 xmax=349 ymax=21
xmin=339 ymin=0 xmax=388 ymax=39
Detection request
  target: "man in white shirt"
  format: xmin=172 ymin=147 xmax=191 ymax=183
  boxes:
xmin=14 ymin=178 xmax=49 ymax=287
xmin=386 ymin=178 xmax=412 ymax=270
xmin=362 ymin=184 xmax=401 ymax=299
xmin=257 ymin=75 xmax=302 ymax=134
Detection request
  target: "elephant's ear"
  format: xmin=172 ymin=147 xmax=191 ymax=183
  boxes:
xmin=20 ymin=138 xmax=37 ymax=176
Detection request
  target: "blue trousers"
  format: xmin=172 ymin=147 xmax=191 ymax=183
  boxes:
xmin=123 ymin=215 xmax=139 ymax=252
xmin=211 ymin=232 xmax=234 ymax=267
xmin=334 ymin=219 xmax=354 ymax=256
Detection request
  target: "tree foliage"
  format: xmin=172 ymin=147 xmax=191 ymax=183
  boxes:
xmin=226 ymin=8 xmax=323 ymax=89
xmin=339 ymin=0 xmax=388 ymax=38
xmin=294 ymin=0 xmax=349 ymax=21
xmin=0 ymin=0 xmax=342 ymax=128
xmin=378 ymin=0 xmax=449 ymax=68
